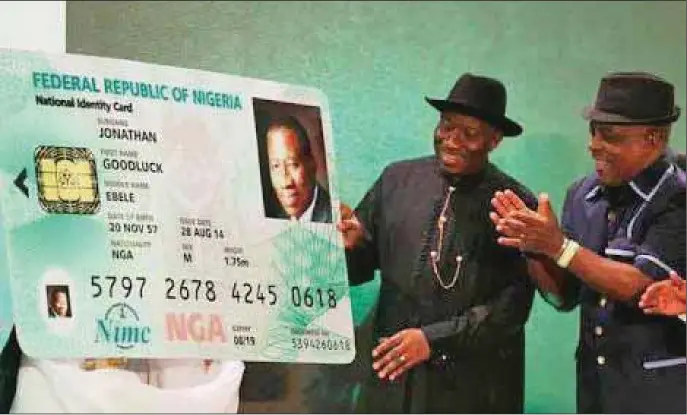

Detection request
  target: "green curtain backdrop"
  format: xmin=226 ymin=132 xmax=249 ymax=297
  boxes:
xmin=66 ymin=1 xmax=686 ymax=412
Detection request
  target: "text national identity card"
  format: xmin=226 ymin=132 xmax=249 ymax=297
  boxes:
xmin=0 ymin=48 xmax=354 ymax=363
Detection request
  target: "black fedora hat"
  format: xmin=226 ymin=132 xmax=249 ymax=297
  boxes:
xmin=582 ymin=72 xmax=681 ymax=125
xmin=425 ymin=73 xmax=522 ymax=137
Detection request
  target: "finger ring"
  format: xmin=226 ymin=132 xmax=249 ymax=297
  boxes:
xmin=397 ymin=355 xmax=406 ymax=364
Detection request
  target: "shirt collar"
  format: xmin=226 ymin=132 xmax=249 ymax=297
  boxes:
xmin=293 ymin=185 xmax=318 ymax=223
xmin=628 ymin=155 xmax=674 ymax=201
xmin=434 ymin=158 xmax=491 ymax=190
xmin=585 ymin=154 xmax=675 ymax=202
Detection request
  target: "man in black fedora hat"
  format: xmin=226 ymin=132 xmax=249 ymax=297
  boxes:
xmin=491 ymin=71 xmax=686 ymax=413
xmin=337 ymin=73 xmax=536 ymax=412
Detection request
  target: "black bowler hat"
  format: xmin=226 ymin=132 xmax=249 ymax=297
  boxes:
xmin=582 ymin=72 xmax=681 ymax=125
xmin=425 ymin=73 xmax=523 ymax=137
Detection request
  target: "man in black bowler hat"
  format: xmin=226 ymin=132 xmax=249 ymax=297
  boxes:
xmin=491 ymin=71 xmax=686 ymax=413
xmin=337 ymin=73 xmax=537 ymax=412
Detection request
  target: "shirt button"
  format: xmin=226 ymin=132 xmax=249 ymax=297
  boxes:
xmin=597 ymin=355 xmax=606 ymax=366
xmin=599 ymin=297 xmax=607 ymax=307
xmin=594 ymin=326 xmax=603 ymax=336
xmin=441 ymin=354 xmax=447 ymax=361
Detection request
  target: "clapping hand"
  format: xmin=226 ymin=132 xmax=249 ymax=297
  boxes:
xmin=490 ymin=190 xmax=564 ymax=258
xmin=639 ymin=271 xmax=687 ymax=316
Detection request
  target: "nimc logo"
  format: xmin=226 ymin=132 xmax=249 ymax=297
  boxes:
xmin=95 ymin=303 xmax=151 ymax=350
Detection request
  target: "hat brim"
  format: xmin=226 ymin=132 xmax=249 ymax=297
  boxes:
xmin=582 ymin=105 xmax=681 ymax=125
xmin=425 ymin=97 xmax=523 ymax=137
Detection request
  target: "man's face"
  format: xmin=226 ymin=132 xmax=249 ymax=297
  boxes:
xmin=433 ymin=112 xmax=502 ymax=175
xmin=588 ymin=123 xmax=661 ymax=186
xmin=52 ymin=292 xmax=68 ymax=317
xmin=267 ymin=126 xmax=316 ymax=219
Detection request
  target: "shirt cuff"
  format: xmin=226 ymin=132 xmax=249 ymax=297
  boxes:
xmin=420 ymin=324 xmax=442 ymax=346
xmin=634 ymin=253 xmax=675 ymax=280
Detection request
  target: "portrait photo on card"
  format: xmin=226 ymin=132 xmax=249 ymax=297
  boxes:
xmin=45 ymin=284 xmax=72 ymax=318
xmin=252 ymin=98 xmax=332 ymax=224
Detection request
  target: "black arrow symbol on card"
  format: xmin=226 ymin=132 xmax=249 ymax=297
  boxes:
xmin=14 ymin=168 xmax=29 ymax=198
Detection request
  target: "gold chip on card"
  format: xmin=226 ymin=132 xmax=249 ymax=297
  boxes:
xmin=34 ymin=146 xmax=100 ymax=214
